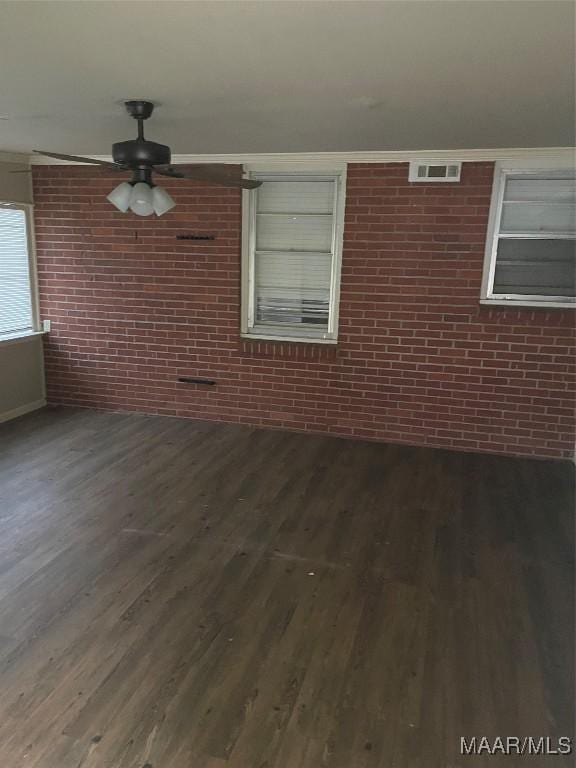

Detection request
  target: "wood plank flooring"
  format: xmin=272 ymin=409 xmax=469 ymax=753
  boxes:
xmin=0 ymin=407 xmax=573 ymax=768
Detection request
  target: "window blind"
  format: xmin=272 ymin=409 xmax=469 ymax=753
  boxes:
xmin=0 ymin=206 xmax=34 ymax=336
xmin=492 ymin=173 xmax=576 ymax=299
xmin=252 ymin=178 xmax=336 ymax=335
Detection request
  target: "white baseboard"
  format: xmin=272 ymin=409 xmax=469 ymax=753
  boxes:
xmin=0 ymin=398 xmax=46 ymax=424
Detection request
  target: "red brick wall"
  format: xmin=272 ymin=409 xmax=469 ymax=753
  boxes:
xmin=33 ymin=162 xmax=575 ymax=459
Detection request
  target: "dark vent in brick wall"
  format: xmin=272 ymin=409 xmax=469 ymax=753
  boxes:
xmin=176 ymin=234 xmax=216 ymax=241
xmin=178 ymin=377 xmax=216 ymax=386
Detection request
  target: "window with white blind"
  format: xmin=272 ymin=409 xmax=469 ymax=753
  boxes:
xmin=481 ymin=163 xmax=575 ymax=307
xmin=0 ymin=204 xmax=38 ymax=338
xmin=241 ymin=170 xmax=345 ymax=342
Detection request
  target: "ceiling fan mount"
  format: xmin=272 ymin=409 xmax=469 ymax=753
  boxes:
xmin=124 ymin=99 xmax=155 ymax=121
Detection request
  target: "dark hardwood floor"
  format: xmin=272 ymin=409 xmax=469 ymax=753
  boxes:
xmin=0 ymin=407 xmax=573 ymax=768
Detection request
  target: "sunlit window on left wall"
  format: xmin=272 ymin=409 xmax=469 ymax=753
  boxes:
xmin=0 ymin=204 xmax=37 ymax=338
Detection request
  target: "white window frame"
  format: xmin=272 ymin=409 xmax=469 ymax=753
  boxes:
xmin=481 ymin=159 xmax=575 ymax=309
xmin=241 ymin=165 xmax=346 ymax=344
xmin=0 ymin=201 xmax=42 ymax=343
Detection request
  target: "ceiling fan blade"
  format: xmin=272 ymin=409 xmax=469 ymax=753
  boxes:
xmin=157 ymin=163 xmax=246 ymax=177
xmin=155 ymin=166 xmax=261 ymax=189
xmin=187 ymin=164 xmax=243 ymax=176
xmin=33 ymin=151 xmax=125 ymax=170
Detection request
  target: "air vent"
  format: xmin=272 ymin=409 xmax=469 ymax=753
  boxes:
xmin=408 ymin=161 xmax=462 ymax=182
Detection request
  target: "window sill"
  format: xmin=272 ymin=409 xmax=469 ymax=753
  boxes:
xmin=480 ymin=299 xmax=575 ymax=310
xmin=0 ymin=330 xmax=47 ymax=349
xmin=239 ymin=336 xmax=339 ymax=361
xmin=241 ymin=332 xmax=338 ymax=345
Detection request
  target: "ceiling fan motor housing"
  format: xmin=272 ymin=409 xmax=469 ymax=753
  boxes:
xmin=112 ymin=139 xmax=171 ymax=168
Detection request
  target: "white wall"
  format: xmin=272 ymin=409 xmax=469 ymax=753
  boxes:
xmin=0 ymin=160 xmax=32 ymax=204
xmin=0 ymin=337 xmax=46 ymax=423
xmin=0 ymin=160 xmax=46 ymax=423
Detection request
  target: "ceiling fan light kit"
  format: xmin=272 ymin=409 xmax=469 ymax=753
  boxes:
xmin=34 ymin=100 xmax=262 ymax=217
xmin=107 ymin=179 xmax=176 ymax=217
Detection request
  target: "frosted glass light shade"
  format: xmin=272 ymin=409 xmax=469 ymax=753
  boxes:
xmin=107 ymin=182 xmax=133 ymax=212
xmin=152 ymin=186 xmax=176 ymax=216
xmin=129 ymin=183 xmax=154 ymax=216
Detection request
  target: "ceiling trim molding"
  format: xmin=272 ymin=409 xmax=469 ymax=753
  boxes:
xmin=0 ymin=151 xmax=31 ymax=164
xmin=27 ymin=147 xmax=575 ymax=166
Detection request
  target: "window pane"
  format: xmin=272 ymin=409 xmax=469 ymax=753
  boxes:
xmin=256 ymin=292 xmax=330 ymax=327
xmin=257 ymin=180 xmax=334 ymax=214
xmin=256 ymin=213 xmax=333 ymax=252
xmin=0 ymin=207 xmax=33 ymax=335
xmin=500 ymin=202 xmax=575 ymax=234
xmin=505 ymin=177 xmax=576 ymax=203
xmin=493 ymin=239 xmax=575 ymax=296
xmin=255 ymin=252 xmax=331 ymax=328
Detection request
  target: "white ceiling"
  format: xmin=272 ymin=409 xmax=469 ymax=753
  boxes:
xmin=0 ymin=0 xmax=574 ymax=156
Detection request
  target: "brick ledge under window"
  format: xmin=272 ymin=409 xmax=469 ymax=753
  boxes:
xmin=238 ymin=338 xmax=339 ymax=361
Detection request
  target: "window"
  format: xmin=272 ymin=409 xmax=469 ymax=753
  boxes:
xmin=0 ymin=203 xmax=39 ymax=338
xmin=481 ymin=162 xmax=575 ymax=307
xmin=241 ymin=169 xmax=345 ymax=342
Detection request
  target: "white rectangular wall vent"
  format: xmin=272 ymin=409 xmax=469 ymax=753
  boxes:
xmin=408 ymin=161 xmax=462 ymax=182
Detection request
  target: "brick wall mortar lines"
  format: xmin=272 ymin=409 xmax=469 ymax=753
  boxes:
xmin=33 ymin=162 xmax=576 ymax=459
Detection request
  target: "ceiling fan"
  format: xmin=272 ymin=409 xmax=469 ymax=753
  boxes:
xmin=32 ymin=100 xmax=262 ymax=217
